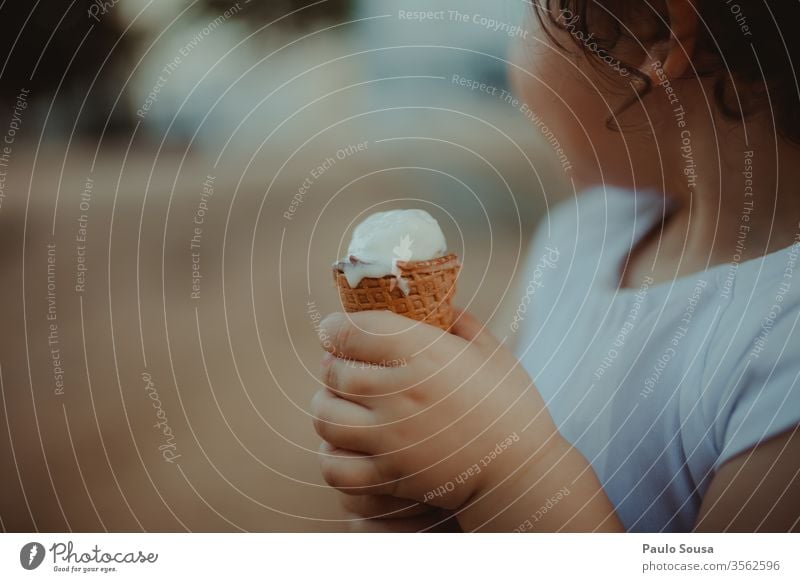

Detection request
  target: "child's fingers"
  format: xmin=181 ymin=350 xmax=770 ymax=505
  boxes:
xmin=319 ymin=442 xmax=397 ymax=496
xmin=340 ymin=493 xmax=430 ymax=519
xmin=344 ymin=511 xmax=460 ymax=533
xmin=450 ymin=308 xmax=497 ymax=352
xmin=320 ymin=353 xmax=405 ymax=404
xmin=311 ymin=389 xmax=377 ymax=453
xmin=319 ymin=311 xmax=444 ymax=363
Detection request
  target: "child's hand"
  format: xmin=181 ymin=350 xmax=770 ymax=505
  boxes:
xmin=312 ymin=309 xmax=561 ymax=514
xmin=335 ymin=487 xmax=461 ymax=532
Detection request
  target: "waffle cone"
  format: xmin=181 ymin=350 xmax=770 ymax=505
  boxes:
xmin=333 ymin=254 xmax=460 ymax=331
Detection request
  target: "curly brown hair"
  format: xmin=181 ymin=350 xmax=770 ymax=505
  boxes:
xmin=534 ymin=0 xmax=800 ymax=143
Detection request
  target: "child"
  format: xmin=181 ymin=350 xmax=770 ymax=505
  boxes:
xmin=311 ymin=0 xmax=800 ymax=532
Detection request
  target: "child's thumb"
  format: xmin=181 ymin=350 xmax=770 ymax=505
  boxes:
xmin=450 ymin=308 xmax=498 ymax=352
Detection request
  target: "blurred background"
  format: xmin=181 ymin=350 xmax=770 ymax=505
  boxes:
xmin=0 ymin=0 xmax=567 ymax=531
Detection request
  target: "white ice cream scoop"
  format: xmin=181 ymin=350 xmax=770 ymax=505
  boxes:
xmin=337 ymin=209 xmax=448 ymax=294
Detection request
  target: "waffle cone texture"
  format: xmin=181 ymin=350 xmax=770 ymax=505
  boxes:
xmin=334 ymin=254 xmax=460 ymax=331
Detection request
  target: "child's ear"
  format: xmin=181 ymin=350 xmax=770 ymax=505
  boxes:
xmin=640 ymin=0 xmax=698 ymax=83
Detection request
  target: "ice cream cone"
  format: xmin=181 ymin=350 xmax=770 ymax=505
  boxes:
xmin=333 ymin=254 xmax=460 ymax=331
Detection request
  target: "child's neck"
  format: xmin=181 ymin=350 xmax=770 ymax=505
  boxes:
xmin=621 ymin=141 xmax=800 ymax=289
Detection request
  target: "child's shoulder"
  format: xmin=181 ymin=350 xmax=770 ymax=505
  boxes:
xmin=531 ymin=186 xmax=663 ymax=275
xmin=714 ymin=237 xmax=800 ymax=347
xmin=695 ymin=238 xmax=800 ymax=468
xmin=538 ymin=186 xmax=662 ymax=242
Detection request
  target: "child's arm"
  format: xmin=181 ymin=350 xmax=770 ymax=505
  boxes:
xmin=455 ymin=437 xmax=623 ymax=532
xmin=694 ymin=429 xmax=800 ymax=532
xmin=336 ymin=488 xmax=461 ymax=532
xmin=311 ymin=310 xmax=624 ymax=532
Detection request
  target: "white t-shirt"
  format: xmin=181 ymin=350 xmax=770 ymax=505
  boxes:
xmin=514 ymin=187 xmax=800 ymax=532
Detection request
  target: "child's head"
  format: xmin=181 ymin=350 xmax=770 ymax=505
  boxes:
xmin=513 ymin=1 xmax=800 ymax=192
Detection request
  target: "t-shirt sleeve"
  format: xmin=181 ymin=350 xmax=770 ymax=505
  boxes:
xmin=712 ymin=307 xmax=800 ymax=470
